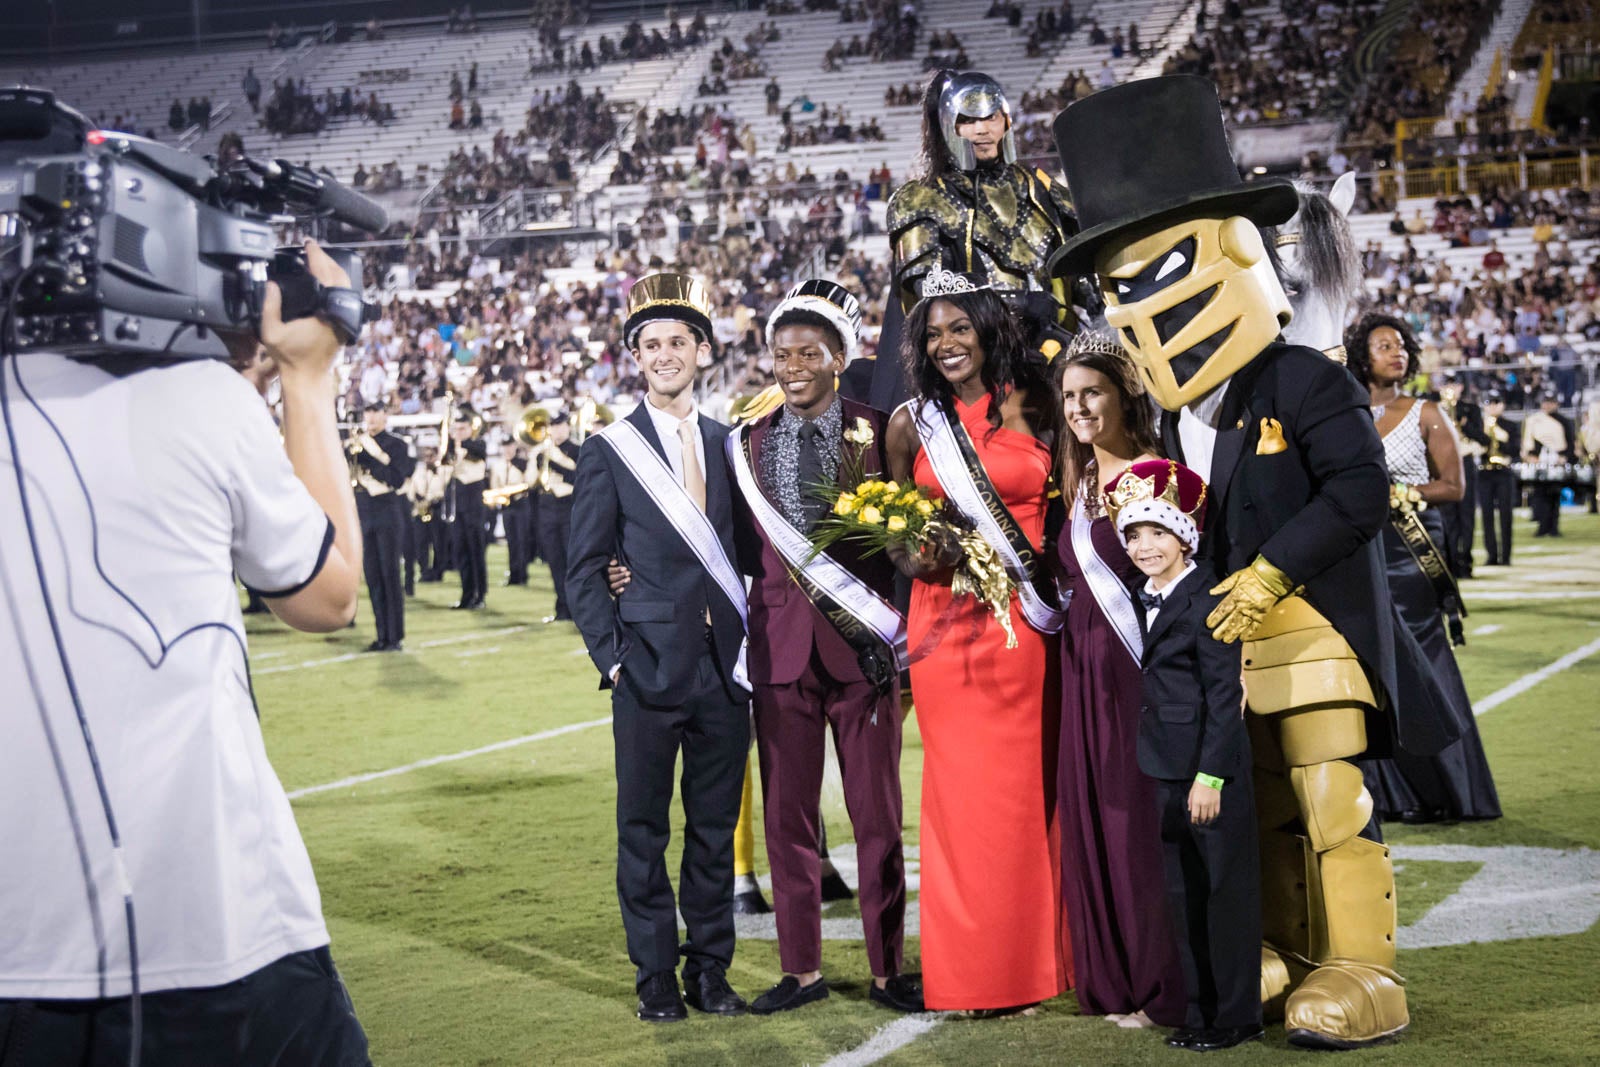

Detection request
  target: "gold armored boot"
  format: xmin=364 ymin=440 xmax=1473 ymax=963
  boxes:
xmin=1245 ymin=597 xmax=1410 ymax=1049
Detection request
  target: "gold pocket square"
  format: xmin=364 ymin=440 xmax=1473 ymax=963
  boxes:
xmin=1256 ymin=418 xmax=1288 ymax=455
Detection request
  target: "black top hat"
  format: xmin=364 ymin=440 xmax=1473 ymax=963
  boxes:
xmin=1047 ymin=75 xmax=1299 ymax=277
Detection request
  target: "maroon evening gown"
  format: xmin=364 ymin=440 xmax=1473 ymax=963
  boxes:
xmin=1056 ymin=506 xmax=1186 ymax=1025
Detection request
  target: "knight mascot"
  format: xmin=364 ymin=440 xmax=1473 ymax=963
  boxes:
xmin=1049 ymin=76 xmax=1457 ymax=1049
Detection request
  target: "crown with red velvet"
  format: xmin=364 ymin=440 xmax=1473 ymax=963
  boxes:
xmin=1104 ymin=459 xmax=1209 ymax=553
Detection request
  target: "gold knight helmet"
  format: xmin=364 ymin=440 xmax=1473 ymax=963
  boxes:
xmin=1048 ymin=76 xmax=1298 ymax=410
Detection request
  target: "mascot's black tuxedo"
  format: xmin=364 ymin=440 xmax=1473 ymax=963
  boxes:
xmin=1160 ymin=342 xmax=1457 ymax=759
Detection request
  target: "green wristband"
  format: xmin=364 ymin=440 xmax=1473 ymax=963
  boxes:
xmin=1195 ymin=773 xmax=1225 ymax=790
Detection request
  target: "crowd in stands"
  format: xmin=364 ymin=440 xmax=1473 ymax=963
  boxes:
xmin=262 ymin=78 xmax=395 ymax=137
xmin=530 ymin=13 xmax=710 ymax=74
xmin=168 ymin=97 xmax=214 ymax=133
xmin=1347 ymin=0 xmax=1499 ymax=139
xmin=1164 ymin=0 xmax=1379 ymax=125
xmin=347 ymin=197 xmax=891 ymax=422
xmin=1362 ymin=186 xmax=1598 ymax=404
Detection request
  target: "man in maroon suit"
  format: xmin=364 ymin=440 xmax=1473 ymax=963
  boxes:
xmin=732 ymin=281 xmax=919 ymax=1015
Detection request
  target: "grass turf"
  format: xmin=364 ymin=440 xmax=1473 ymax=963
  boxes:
xmin=249 ymin=511 xmax=1600 ymax=1065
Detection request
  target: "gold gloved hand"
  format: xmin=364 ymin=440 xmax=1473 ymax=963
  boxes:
xmin=1207 ymin=555 xmax=1297 ymax=643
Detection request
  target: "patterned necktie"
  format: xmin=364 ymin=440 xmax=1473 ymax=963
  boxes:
xmin=678 ymin=420 xmax=706 ymax=512
xmin=797 ymin=421 xmax=825 ymax=531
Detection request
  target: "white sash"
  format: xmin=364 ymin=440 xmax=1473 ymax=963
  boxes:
xmin=598 ymin=418 xmax=749 ymax=689
xmin=1070 ymin=491 xmax=1143 ymax=664
xmin=726 ymin=426 xmax=908 ymax=668
xmin=908 ymin=399 xmax=1065 ymax=634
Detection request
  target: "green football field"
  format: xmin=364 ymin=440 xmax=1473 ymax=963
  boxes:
xmin=249 ymin=510 xmax=1600 ymax=1066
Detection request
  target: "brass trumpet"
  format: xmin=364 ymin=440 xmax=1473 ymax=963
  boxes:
xmin=516 ymin=405 xmax=550 ymax=447
xmin=483 ymin=482 xmax=535 ymax=508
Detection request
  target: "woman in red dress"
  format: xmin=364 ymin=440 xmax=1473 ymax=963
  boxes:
xmin=884 ymin=278 xmax=1069 ymax=1013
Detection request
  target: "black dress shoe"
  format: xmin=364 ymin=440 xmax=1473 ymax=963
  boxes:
xmin=819 ymin=870 xmax=855 ymax=902
xmin=750 ymin=975 xmax=829 ymax=1015
xmin=683 ymin=969 xmax=747 ymax=1015
xmin=733 ymin=887 xmax=771 ymax=915
xmin=635 ymin=972 xmax=686 ymax=1023
xmin=365 ymin=640 xmax=388 ymax=653
xmin=1187 ymin=1025 xmax=1264 ymax=1051
xmin=451 ymin=600 xmax=472 ymax=610
xmin=869 ymin=974 xmax=923 ymax=1013
xmin=387 ymin=640 xmax=404 ymax=652
xmin=1166 ymin=1027 xmax=1203 ymax=1049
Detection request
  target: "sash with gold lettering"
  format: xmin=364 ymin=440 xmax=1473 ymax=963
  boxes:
xmin=908 ymin=398 xmax=1065 ymax=634
xmin=728 ymin=427 xmax=907 ymax=693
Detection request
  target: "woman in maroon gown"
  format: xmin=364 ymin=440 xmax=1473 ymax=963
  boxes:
xmin=1053 ymin=334 xmax=1186 ymax=1028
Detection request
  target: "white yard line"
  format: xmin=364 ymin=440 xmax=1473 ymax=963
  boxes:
xmin=1466 ymin=589 xmax=1600 ymax=601
xmin=285 ymin=715 xmax=612 ymax=800
xmin=1471 ymin=624 xmax=1503 ymax=636
xmin=1473 ymin=635 xmax=1600 ymax=717
xmin=254 ymin=626 xmax=527 ymax=675
xmin=820 ymin=1016 xmax=943 ymax=1067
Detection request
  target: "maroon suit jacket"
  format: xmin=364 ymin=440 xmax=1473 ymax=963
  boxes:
xmin=734 ymin=397 xmax=898 ymax=687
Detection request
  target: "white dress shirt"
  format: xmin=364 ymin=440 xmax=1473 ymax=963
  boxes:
xmin=1178 ymin=383 xmax=1231 ymax=483
xmin=1143 ymin=560 xmax=1197 ymax=628
xmin=644 ymin=396 xmax=706 ymax=488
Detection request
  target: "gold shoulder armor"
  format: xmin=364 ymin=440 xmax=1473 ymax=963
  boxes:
xmin=886 ymin=178 xmax=961 ymax=236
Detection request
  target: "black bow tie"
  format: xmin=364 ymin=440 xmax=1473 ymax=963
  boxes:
xmin=1139 ymin=589 xmax=1164 ymax=613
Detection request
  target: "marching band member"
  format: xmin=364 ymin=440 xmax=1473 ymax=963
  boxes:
xmin=1522 ymin=389 xmax=1576 ymax=538
xmin=1478 ymin=390 xmax=1519 ymax=565
xmin=537 ymin=410 xmax=580 ymax=622
xmin=351 ymin=402 xmax=415 ymax=651
xmin=443 ymin=411 xmax=490 ymax=609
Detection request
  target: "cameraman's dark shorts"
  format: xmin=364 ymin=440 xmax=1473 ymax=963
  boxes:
xmin=0 ymin=946 xmax=371 ymax=1067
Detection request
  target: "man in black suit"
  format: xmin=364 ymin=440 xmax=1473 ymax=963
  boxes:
xmin=351 ymin=403 xmax=416 ymax=651
xmin=566 ymin=274 xmax=751 ymax=1023
xmin=1108 ymin=459 xmax=1261 ymax=1052
xmin=1478 ymin=390 xmax=1519 ymax=564
xmin=1048 ymin=76 xmax=1456 ymax=1049
xmin=1522 ymin=389 xmax=1577 ymax=537
xmin=1436 ymin=375 xmax=1486 ymax=577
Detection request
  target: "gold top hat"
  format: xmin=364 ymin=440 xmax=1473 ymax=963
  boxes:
xmin=624 ymin=273 xmax=716 ymax=350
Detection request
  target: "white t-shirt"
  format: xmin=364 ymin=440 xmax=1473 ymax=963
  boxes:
xmin=0 ymin=353 xmax=334 ymax=999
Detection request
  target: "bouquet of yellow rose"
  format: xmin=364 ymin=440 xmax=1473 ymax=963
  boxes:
xmin=807 ymin=477 xmax=944 ymax=559
xmin=804 ymin=466 xmax=1019 ymax=650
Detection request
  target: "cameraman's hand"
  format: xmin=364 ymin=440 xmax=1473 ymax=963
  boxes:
xmin=262 ymin=239 xmax=351 ymax=383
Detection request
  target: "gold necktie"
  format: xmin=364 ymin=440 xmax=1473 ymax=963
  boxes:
xmin=678 ymin=420 xmax=707 ymax=512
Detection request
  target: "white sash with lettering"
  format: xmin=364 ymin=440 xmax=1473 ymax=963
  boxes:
xmin=908 ymin=399 xmax=1065 ymax=634
xmin=1070 ymin=489 xmax=1142 ymax=664
xmin=598 ymin=418 xmax=749 ymax=689
xmin=726 ymin=427 xmax=908 ymax=668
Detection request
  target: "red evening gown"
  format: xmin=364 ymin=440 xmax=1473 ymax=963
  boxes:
xmin=908 ymin=393 xmax=1070 ymax=1011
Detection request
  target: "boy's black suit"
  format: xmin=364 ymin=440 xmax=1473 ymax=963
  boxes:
xmin=566 ymin=403 xmax=750 ymax=986
xmin=1137 ymin=567 xmax=1260 ymax=1034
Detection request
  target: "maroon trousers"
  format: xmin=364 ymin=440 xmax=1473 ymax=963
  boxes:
xmin=752 ymin=649 xmax=906 ymax=978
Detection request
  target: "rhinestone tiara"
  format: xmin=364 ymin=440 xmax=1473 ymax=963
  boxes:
xmin=919 ymin=266 xmax=990 ymax=301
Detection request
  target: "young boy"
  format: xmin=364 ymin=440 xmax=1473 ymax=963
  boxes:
xmin=1106 ymin=459 xmax=1263 ymax=1052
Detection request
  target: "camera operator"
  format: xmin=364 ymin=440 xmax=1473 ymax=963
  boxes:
xmin=0 ymin=240 xmax=372 ymax=1065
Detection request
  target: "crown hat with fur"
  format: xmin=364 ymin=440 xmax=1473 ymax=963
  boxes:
xmin=765 ymin=278 xmax=864 ymax=362
xmin=1105 ymin=458 xmax=1210 ymax=554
